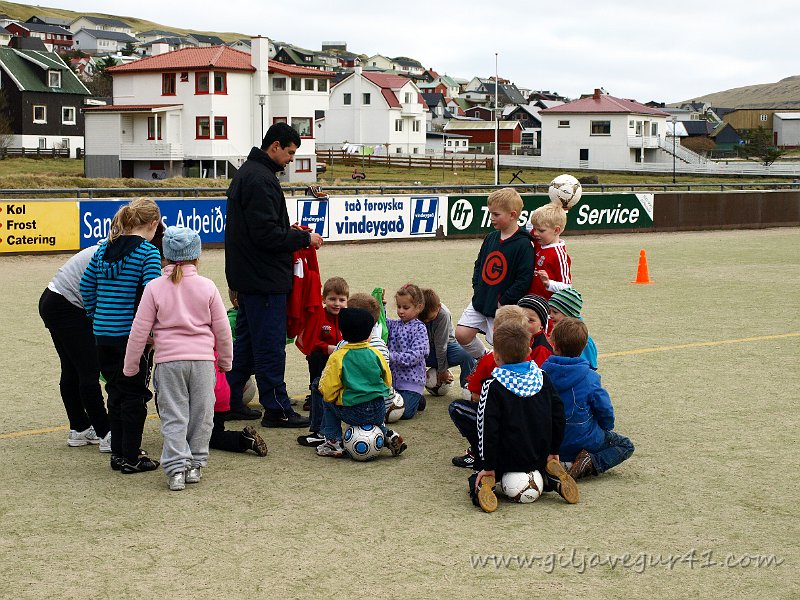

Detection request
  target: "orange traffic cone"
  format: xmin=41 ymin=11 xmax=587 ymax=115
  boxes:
xmin=630 ymin=249 xmax=654 ymax=284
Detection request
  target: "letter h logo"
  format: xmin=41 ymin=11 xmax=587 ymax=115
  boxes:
xmin=298 ymin=200 xmax=328 ymax=237
xmin=410 ymin=197 xmax=438 ymax=235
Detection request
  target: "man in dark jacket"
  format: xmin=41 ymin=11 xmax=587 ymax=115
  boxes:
xmin=225 ymin=122 xmax=323 ymax=427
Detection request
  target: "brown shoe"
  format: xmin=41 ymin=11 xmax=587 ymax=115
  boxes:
xmin=568 ymin=449 xmax=596 ymax=480
xmin=477 ymin=475 xmax=498 ymax=513
xmin=546 ymin=459 xmax=580 ymax=504
xmin=242 ymin=425 xmax=268 ymax=456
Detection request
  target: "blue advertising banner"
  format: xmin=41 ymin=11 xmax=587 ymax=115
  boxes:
xmin=79 ymin=198 xmax=228 ymax=248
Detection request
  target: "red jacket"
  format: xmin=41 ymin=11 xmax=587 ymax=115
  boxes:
xmin=287 ymin=245 xmax=322 ymax=339
xmin=298 ymin=308 xmax=342 ymax=356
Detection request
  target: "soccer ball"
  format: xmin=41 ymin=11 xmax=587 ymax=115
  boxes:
xmin=242 ymin=377 xmax=257 ymax=405
xmin=385 ymin=391 xmax=405 ymax=423
xmin=425 ymin=367 xmax=452 ymax=397
xmin=500 ymin=470 xmax=544 ymax=503
xmin=342 ymin=424 xmax=385 ymax=461
xmin=548 ymin=174 xmax=582 ymax=210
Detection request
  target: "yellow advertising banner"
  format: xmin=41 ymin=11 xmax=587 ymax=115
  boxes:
xmin=0 ymin=201 xmax=80 ymax=253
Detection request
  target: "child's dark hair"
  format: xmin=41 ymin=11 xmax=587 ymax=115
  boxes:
xmin=493 ymin=320 xmax=532 ymax=364
xmin=347 ymin=293 xmax=380 ymax=324
xmin=420 ymin=288 xmax=441 ymax=321
xmin=108 ymin=197 xmax=161 ymax=243
xmin=323 ymin=276 xmax=349 ymax=298
xmin=395 ymin=283 xmax=423 ymax=306
xmin=551 ymin=317 xmax=588 ymax=358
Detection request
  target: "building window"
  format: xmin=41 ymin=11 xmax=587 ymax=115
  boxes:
xmin=343 ymin=93 xmax=351 ymax=105
xmin=273 ymin=77 xmax=286 ymax=91
xmin=214 ymin=72 xmax=227 ymax=94
xmin=48 ymin=70 xmax=61 ymax=88
xmin=214 ymin=116 xmax=227 ymax=139
xmin=296 ymin=158 xmax=311 ymax=172
xmin=150 ymin=161 xmax=164 ymax=170
xmin=558 ymin=120 xmax=570 ymax=128
xmin=162 ymin=72 xmax=176 ymax=95
xmin=412 ymin=120 xmax=420 ymax=132
xmin=195 ymin=71 xmax=210 ymax=94
xmin=760 ymin=114 xmax=768 ymax=122
xmin=196 ymin=116 xmax=210 ymax=139
xmin=629 ymin=120 xmax=635 ymax=128
xmin=395 ymin=119 xmax=403 ymax=132
xmin=180 ymin=72 xmax=189 ymax=82
xmin=651 ymin=123 xmax=658 ymax=136
xmin=291 ymin=78 xmax=301 ymax=91
xmin=579 ymin=148 xmax=589 ymax=161
xmin=38 ymin=138 xmax=47 ymax=149
xmin=590 ymin=120 xmax=611 ymax=135
xmin=33 ymin=105 xmax=47 ymax=124
xmin=61 ymin=138 xmax=69 ymax=148
xmin=362 ymin=93 xmax=371 ymax=105
xmin=62 ymin=106 xmax=76 ymax=125
xmin=291 ymin=117 xmax=312 ymax=138
xmin=404 ymin=92 xmax=412 ymax=103
xmin=305 ymin=78 xmax=314 ymax=91
xmin=147 ymin=116 xmax=162 ymax=140
xmin=318 ymin=79 xmax=328 ymax=92
xmin=396 ymin=147 xmax=402 ymax=153
xmin=412 ymin=147 xmax=418 ymax=154
xmin=273 ymin=116 xmax=287 ymax=124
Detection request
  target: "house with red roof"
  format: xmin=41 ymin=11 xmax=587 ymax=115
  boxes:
xmin=83 ymin=38 xmax=333 ymax=181
xmin=539 ymin=88 xmax=671 ymax=168
xmin=316 ymin=66 xmax=426 ymax=155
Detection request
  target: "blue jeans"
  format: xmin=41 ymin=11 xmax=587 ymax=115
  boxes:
xmin=309 ymin=377 xmax=324 ymax=433
xmin=399 ymin=389 xmax=424 ymax=420
xmin=589 ymin=430 xmax=635 ymax=474
xmin=426 ymin=341 xmax=476 ymax=388
xmin=320 ymin=397 xmax=387 ymax=441
xmin=227 ymin=292 xmax=292 ymax=415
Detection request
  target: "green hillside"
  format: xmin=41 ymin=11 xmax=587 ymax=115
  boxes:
xmin=677 ymin=75 xmax=800 ymax=109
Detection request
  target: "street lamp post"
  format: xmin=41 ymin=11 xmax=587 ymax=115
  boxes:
xmin=671 ymin=115 xmax=677 ymax=184
xmin=258 ymin=95 xmax=266 ymax=142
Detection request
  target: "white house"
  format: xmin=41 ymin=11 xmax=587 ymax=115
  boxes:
xmin=70 ymin=16 xmax=133 ymax=35
xmin=539 ymin=89 xmax=670 ymax=168
xmin=73 ymin=29 xmax=139 ymax=55
xmin=83 ymin=38 xmax=332 ymax=182
xmin=0 ymin=25 xmax=11 ymax=46
xmin=773 ymin=113 xmax=800 ymax=147
xmin=316 ymin=66 xmax=426 ymax=155
xmin=365 ymin=54 xmax=424 ymax=76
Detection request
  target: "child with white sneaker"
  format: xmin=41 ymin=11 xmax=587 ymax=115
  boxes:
xmin=387 ymin=283 xmax=429 ymax=419
xmin=124 ymin=226 xmax=233 ymax=491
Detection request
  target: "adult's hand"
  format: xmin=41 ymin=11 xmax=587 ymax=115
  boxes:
xmin=309 ymin=232 xmax=324 ymax=249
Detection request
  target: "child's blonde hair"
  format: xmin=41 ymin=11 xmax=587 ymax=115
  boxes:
xmin=395 ymin=283 xmax=424 ymax=307
xmin=487 ymin=187 xmax=523 ymax=215
xmin=529 ymin=203 xmax=567 ymax=231
xmin=169 ymin=259 xmax=198 ymax=284
xmin=493 ymin=305 xmax=528 ymax=330
xmin=108 ymin=197 xmax=161 ymax=243
xmin=493 ymin=320 xmax=532 ymax=364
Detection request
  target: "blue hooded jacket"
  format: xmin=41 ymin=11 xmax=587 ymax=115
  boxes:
xmin=541 ymin=355 xmax=614 ymax=461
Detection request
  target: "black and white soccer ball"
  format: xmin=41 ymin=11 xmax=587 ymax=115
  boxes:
xmin=548 ymin=174 xmax=582 ymax=210
xmin=425 ymin=367 xmax=452 ymax=397
xmin=500 ymin=470 xmax=544 ymax=503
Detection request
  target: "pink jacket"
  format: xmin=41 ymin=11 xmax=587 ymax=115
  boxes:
xmin=123 ymin=265 xmax=233 ymax=376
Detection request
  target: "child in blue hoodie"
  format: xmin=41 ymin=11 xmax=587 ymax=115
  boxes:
xmin=542 ymin=318 xmax=634 ymax=480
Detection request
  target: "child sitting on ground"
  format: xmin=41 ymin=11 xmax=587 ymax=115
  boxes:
xmin=528 ymin=203 xmax=572 ymax=299
xmin=469 ymin=318 xmax=579 ymax=512
xmin=387 ymin=284 xmax=429 ymax=419
xmin=516 ymin=294 xmax=553 ymax=367
xmin=420 ymin=288 xmax=476 ymax=395
xmin=542 ymin=318 xmax=634 ymax=480
xmin=317 ymin=308 xmax=407 ymax=458
xmin=547 ymin=287 xmax=598 ymax=370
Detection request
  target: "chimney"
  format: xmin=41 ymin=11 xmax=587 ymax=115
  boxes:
xmin=593 ymin=88 xmax=601 ymax=99
xmin=151 ymin=42 xmax=169 ymax=56
xmin=251 ymin=36 xmax=270 ymax=145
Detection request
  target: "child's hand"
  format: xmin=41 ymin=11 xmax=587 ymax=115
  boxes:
xmin=547 ymin=454 xmax=560 ymax=463
xmin=476 ymin=469 xmax=495 ymax=488
xmin=437 ymin=370 xmax=454 ymax=385
xmin=536 ymin=270 xmax=551 ymax=286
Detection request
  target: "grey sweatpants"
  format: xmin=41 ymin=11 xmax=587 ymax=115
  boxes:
xmin=154 ymin=360 xmax=216 ymax=477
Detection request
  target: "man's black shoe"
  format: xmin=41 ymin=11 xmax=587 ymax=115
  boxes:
xmin=223 ymin=405 xmax=262 ymax=421
xmin=261 ymin=410 xmax=310 ymax=428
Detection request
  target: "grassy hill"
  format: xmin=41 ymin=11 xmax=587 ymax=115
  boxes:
xmin=0 ymin=0 xmax=249 ymax=42
xmin=677 ymin=75 xmax=800 ymax=109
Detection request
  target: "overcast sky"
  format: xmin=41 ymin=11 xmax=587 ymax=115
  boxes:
xmin=41 ymin=0 xmax=799 ymax=102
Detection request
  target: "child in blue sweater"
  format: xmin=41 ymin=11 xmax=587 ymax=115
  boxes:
xmin=542 ymin=318 xmax=634 ymax=480
xmin=387 ymin=284 xmax=429 ymax=419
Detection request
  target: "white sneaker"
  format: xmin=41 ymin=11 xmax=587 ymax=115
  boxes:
xmin=67 ymin=426 xmax=99 ymax=447
xmin=98 ymin=432 xmax=112 ymax=453
xmin=168 ymin=472 xmax=185 ymax=491
xmin=185 ymin=467 xmax=202 ymax=483
xmin=461 ymin=387 xmax=473 ymax=402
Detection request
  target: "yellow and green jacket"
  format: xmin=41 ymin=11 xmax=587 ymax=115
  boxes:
xmin=319 ymin=342 xmax=392 ymax=407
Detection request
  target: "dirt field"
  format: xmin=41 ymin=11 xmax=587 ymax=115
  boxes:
xmin=1 ymin=229 xmax=798 ymax=599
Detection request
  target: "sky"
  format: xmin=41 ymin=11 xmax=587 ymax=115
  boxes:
xmin=34 ymin=0 xmax=800 ymax=103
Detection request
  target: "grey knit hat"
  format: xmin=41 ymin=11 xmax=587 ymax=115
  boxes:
xmin=517 ymin=294 xmax=549 ymax=330
xmin=163 ymin=226 xmax=201 ymax=262
xmin=548 ymin=288 xmax=583 ymax=318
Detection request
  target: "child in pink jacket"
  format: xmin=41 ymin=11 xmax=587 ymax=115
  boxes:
xmin=124 ymin=226 xmax=232 ymax=491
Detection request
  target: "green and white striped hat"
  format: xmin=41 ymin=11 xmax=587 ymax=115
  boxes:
xmin=548 ymin=288 xmax=583 ymax=318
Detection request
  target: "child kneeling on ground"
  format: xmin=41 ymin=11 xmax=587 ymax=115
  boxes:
xmin=469 ymin=318 xmax=579 ymax=512
xmin=542 ymin=318 xmax=634 ymax=480
xmin=317 ymin=308 xmax=407 ymax=458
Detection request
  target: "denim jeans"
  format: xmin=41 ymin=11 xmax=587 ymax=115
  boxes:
xmin=426 ymin=341 xmax=477 ymax=388
xmin=309 ymin=376 xmax=324 ymax=433
xmin=320 ymin=397 xmax=387 ymax=441
xmin=227 ymin=292 xmax=292 ymax=415
xmin=399 ymin=389 xmax=424 ymax=420
xmin=589 ymin=430 xmax=635 ymax=474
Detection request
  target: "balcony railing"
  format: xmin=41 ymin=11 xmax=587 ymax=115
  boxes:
xmin=119 ymin=142 xmax=184 ymax=160
xmin=400 ymin=103 xmax=423 ymax=116
xmin=627 ymin=135 xmax=660 ymax=148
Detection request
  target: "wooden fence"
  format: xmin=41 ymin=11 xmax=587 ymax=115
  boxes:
xmin=0 ymin=147 xmax=71 ymax=159
xmin=316 ymin=149 xmax=493 ymax=170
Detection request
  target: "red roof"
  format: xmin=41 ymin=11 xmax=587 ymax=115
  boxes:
xmin=541 ymin=93 xmax=669 ymax=116
xmin=84 ymin=104 xmax=182 ymax=112
xmin=107 ymin=46 xmax=255 ymax=74
xmin=268 ymin=59 xmax=334 ymax=78
xmin=362 ymin=71 xmax=413 ymax=90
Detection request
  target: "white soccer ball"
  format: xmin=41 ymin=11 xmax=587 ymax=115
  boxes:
xmin=548 ymin=174 xmax=582 ymax=210
xmin=342 ymin=424 xmax=385 ymax=461
xmin=425 ymin=367 xmax=452 ymax=397
xmin=242 ymin=377 xmax=257 ymax=405
xmin=500 ymin=470 xmax=544 ymax=503
xmin=385 ymin=392 xmax=405 ymax=423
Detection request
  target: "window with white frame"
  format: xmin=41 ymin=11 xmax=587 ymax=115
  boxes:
xmin=61 ymin=138 xmax=69 ymax=148
xmin=651 ymin=123 xmax=658 ymax=136
xmin=760 ymin=114 xmax=768 ymax=122
xmin=412 ymin=147 xmax=418 ymax=154
xmin=362 ymin=93 xmax=370 ymax=105
xmin=48 ymin=70 xmax=61 ymax=88
xmin=318 ymin=79 xmax=328 ymax=92
xmin=343 ymin=93 xmax=351 ymax=105
xmin=412 ymin=120 xmax=420 ymax=132
xmin=396 ymin=147 xmax=402 ymax=153
xmin=38 ymin=138 xmax=47 ymax=149
xmin=558 ymin=119 xmax=570 ymax=128
xmin=404 ymin=92 xmax=412 ymax=103
xmin=291 ymin=78 xmax=301 ymax=91
xmin=305 ymin=78 xmax=314 ymax=91
xmin=33 ymin=105 xmax=47 ymax=124
xmin=62 ymin=106 xmax=76 ymax=125
xmin=395 ymin=119 xmax=403 ymax=132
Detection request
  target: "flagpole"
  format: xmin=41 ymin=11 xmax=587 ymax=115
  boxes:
xmin=494 ymin=52 xmax=499 ymax=186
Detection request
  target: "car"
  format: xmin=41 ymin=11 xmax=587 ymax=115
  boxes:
xmin=316 ymin=162 xmax=327 ymax=174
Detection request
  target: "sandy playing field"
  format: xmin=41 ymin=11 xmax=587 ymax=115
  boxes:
xmin=1 ymin=229 xmax=798 ymax=599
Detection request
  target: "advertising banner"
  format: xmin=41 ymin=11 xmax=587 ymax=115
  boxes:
xmin=447 ymin=193 xmax=654 ymax=235
xmin=294 ymin=195 xmax=441 ymax=242
xmin=0 ymin=201 xmax=79 ymax=253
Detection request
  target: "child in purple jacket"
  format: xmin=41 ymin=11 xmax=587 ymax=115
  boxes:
xmin=387 ymin=284 xmax=429 ymax=419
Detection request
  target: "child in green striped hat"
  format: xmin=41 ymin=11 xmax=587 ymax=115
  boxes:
xmin=547 ymin=288 xmax=598 ymax=370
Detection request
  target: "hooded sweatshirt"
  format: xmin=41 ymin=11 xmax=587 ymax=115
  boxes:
xmin=477 ymin=360 xmax=565 ymax=475
xmin=541 ymin=355 xmax=614 ymax=461
xmin=79 ymin=236 xmax=162 ymax=345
